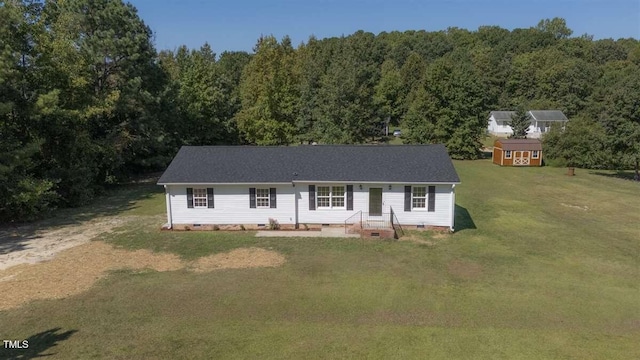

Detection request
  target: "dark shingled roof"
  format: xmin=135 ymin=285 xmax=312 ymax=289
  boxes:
xmin=496 ymin=139 xmax=542 ymax=151
xmin=528 ymin=110 xmax=568 ymax=122
xmin=158 ymin=145 xmax=460 ymax=184
xmin=490 ymin=111 xmax=516 ymax=121
xmin=490 ymin=110 xmax=569 ymax=122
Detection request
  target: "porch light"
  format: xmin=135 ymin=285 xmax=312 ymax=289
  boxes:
xmin=359 ymin=184 xmax=363 ymax=190
xmin=388 ymin=185 xmax=392 ymax=190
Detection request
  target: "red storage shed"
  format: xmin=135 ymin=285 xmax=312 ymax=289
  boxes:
xmin=492 ymin=139 xmax=542 ymax=166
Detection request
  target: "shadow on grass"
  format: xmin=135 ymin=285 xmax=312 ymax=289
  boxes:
xmin=0 ymin=176 xmax=163 ymax=256
xmin=454 ymin=205 xmax=476 ymax=232
xmin=589 ymin=170 xmax=639 ymax=182
xmin=2 ymin=327 xmax=77 ymax=360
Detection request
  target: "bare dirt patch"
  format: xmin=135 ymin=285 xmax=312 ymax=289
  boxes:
xmin=0 ymin=241 xmax=183 ymax=311
xmin=560 ymin=203 xmax=589 ymax=211
xmin=399 ymin=231 xmax=450 ymax=246
xmin=0 ymin=243 xmax=286 ymax=311
xmin=190 ymin=247 xmax=286 ymax=272
xmin=0 ymin=212 xmax=286 ymax=310
xmin=447 ymin=259 xmax=483 ymax=280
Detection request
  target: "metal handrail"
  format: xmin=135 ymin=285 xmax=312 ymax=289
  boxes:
xmin=390 ymin=207 xmax=404 ymax=237
xmin=360 ymin=212 xmax=392 ymax=229
xmin=344 ymin=210 xmax=362 ymax=234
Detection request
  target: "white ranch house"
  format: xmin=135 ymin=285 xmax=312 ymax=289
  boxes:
xmin=488 ymin=110 xmax=569 ymax=138
xmin=158 ymin=145 xmax=460 ymax=232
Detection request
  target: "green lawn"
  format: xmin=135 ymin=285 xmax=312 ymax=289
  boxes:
xmin=1 ymin=161 xmax=639 ymax=359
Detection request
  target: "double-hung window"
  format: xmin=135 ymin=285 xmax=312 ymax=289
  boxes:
xmin=412 ymin=186 xmax=427 ymax=209
xmin=317 ymin=186 xmax=345 ymax=209
xmin=193 ymin=188 xmax=208 ymax=208
xmin=256 ymin=188 xmax=270 ymax=208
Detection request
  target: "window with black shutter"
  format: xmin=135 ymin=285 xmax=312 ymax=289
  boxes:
xmin=249 ymin=188 xmax=256 ymax=208
xmin=187 ymin=188 xmax=194 ymax=208
xmin=428 ymin=186 xmax=436 ymax=212
xmin=207 ymin=188 xmax=214 ymax=208
xmin=270 ymin=188 xmax=277 ymax=208
xmin=309 ymin=185 xmax=316 ymax=210
xmin=346 ymin=185 xmax=353 ymax=210
xmin=404 ymin=186 xmax=411 ymax=211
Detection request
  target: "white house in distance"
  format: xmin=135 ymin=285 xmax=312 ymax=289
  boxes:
xmin=157 ymin=145 xmax=461 ymax=232
xmin=488 ymin=110 xmax=569 ymax=138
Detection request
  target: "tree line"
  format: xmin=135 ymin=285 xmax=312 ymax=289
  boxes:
xmin=1 ymin=0 xmax=639 ymax=221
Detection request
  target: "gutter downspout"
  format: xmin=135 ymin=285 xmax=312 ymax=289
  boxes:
xmin=450 ymin=184 xmax=456 ymax=232
xmin=164 ymin=185 xmax=173 ymax=229
xmin=293 ymin=182 xmax=299 ymax=229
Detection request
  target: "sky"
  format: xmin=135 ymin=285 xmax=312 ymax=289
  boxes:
xmin=128 ymin=0 xmax=640 ymax=53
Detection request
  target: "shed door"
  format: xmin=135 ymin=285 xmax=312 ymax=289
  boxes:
xmin=369 ymin=188 xmax=382 ymax=216
xmin=514 ymin=151 xmax=530 ymax=166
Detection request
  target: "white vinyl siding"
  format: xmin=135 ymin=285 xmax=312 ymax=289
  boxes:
xmin=489 ymin=113 xmax=568 ymax=139
xmin=487 ymin=115 xmax=515 ymax=136
xmin=297 ymin=183 xmax=454 ymax=227
xmin=168 ymin=184 xmax=295 ymax=225
xmin=166 ymin=183 xmax=455 ymax=229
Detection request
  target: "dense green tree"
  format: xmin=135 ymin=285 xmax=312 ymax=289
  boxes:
xmin=536 ymin=17 xmax=573 ymax=39
xmin=0 ymin=0 xmax=58 ymax=220
xmin=404 ymin=52 xmax=486 ymax=159
xmin=235 ymin=36 xmax=299 ymax=145
xmin=542 ymin=117 xmax=607 ymax=168
xmin=593 ymin=61 xmax=640 ymax=179
xmin=294 ymin=36 xmax=333 ymax=144
xmin=313 ymin=32 xmax=384 ymax=143
xmin=508 ymin=107 xmax=531 ymax=138
xmin=374 ymin=59 xmax=403 ymax=128
xmin=162 ymin=44 xmax=243 ymax=146
xmin=508 ymin=47 xmax=598 ymax=116
xmin=403 ymin=86 xmax=439 ymax=144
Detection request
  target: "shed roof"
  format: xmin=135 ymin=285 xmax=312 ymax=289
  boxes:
xmin=158 ymin=145 xmax=460 ymax=184
xmin=528 ymin=110 xmax=568 ymax=122
xmin=489 ymin=111 xmax=516 ymax=121
xmin=495 ymin=139 xmax=543 ymax=151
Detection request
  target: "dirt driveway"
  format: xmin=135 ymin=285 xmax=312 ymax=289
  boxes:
xmin=0 ymin=216 xmax=130 ymax=271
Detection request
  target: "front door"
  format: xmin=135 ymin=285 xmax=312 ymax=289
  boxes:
xmin=369 ymin=188 xmax=382 ymax=216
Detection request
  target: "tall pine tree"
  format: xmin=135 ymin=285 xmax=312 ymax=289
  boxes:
xmin=509 ymin=107 xmax=531 ymax=139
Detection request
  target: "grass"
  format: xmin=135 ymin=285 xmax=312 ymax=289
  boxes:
xmin=1 ymin=161 xmax=639 ymax=359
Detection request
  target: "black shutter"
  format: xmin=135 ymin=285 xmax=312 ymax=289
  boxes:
xmin=309 ymin=185 xmax=316 ymax=210
xmin=207 ymin=188 xmax=214 ymax=208
xmin=428 ymin=186 xmax=436 ymax=212
xmin=346 ymin=185 xmax=353 ymax=210
xmin=249 ymin=188 xmax=256 ymax=208
xmin=270 ymin=188 xmax=276 ymax=208
xmin=187 ymin=188 xmax=194 ymax=208
xmin=404 ymin=186 xmax=411 ymax=212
